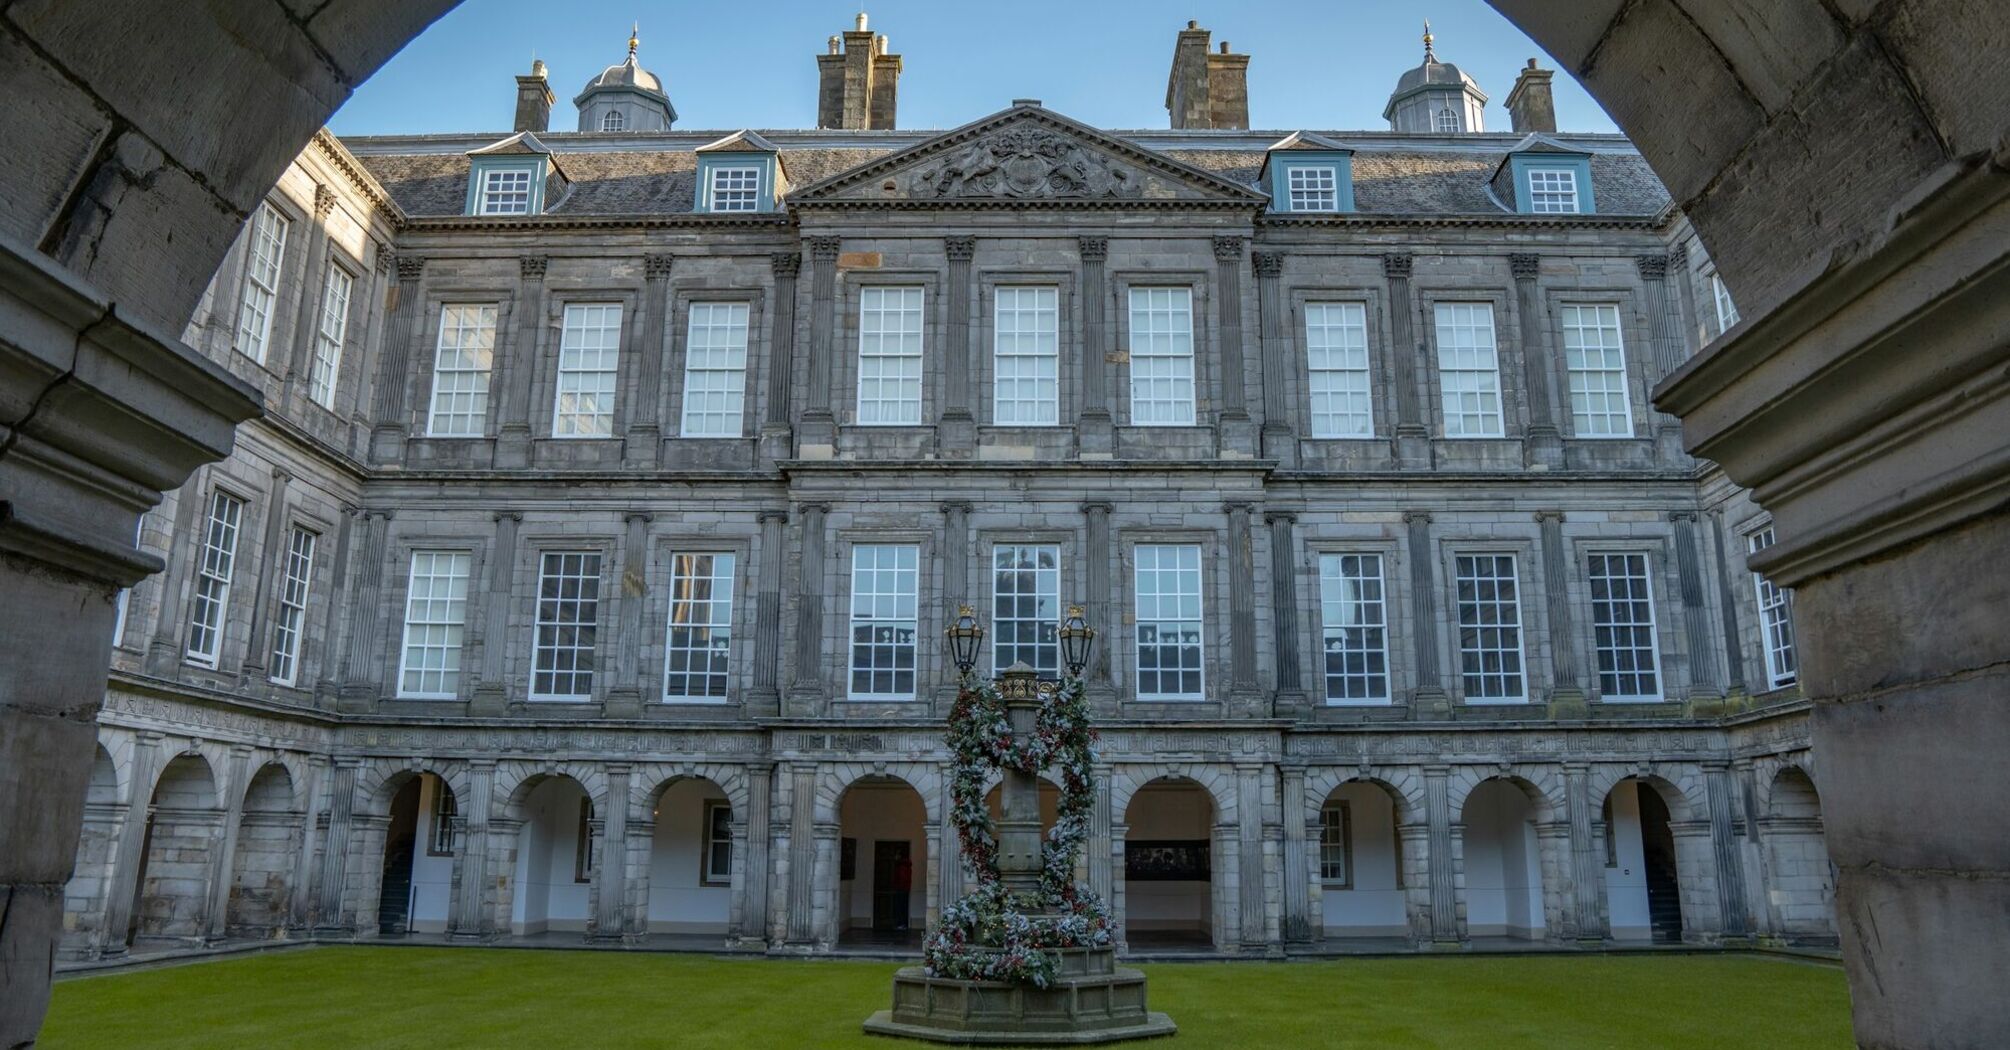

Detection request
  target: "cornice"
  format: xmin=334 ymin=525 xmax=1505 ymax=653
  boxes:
xmin=310 ymin=128 xmax=407 ymax=229
xmin=401 ymin=213 xmax=796 ymax=233
xmin=1259 ymin=212 xmax=1666 ymax=231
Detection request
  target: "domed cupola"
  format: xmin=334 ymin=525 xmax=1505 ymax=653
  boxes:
xmin=574 ymin=25 xmax=676 ymax=132
xmin=1382 ymin=21 xmax=1488 ymax=134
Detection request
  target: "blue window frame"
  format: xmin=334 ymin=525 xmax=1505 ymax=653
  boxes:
xmin=465 ymin=157 xmax=548 ymax=216
xmin=1266 ymin=153 xmax=1355 ymax=214
xmin=696 ymin=154 xmax=778 ymax=213
xmin=1507 ymin=153 xmax=1596 ymax=215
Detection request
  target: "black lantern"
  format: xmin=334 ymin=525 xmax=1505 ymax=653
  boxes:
xmin=947 ymin=604 xmax=985 ymax=674
xmin=1059 ymin=605 xmax=1095 ymax=677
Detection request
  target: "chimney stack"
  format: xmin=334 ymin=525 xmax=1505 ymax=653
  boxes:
xmin=514 ymin=58 xmax=554 ymax=134
xmin=817 ymin=15 xmax=902 ymax=129
xmin=1506 ymin=58 xmax=1557 ymax=134
xmin=1165 ymin=21 xmax=1249 ymax=130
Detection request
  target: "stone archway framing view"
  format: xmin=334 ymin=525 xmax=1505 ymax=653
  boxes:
xmin=1 ymin=3 xmax=2005 ymax=1048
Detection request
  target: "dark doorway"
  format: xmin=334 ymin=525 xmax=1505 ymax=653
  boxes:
xmin=1637 ymin=785 xmax=1684 ymax=944
xmin=376 ymin=778 xmax=422 ymax=936
xmin=872 ymin=840 xmax=912 ymax=932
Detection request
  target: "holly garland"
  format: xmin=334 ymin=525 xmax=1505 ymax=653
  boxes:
xmin=923 ymin=673 xmax=1116 ymax=987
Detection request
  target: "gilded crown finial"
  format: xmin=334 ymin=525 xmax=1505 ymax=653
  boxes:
xmin=628 ymin=23 xmax=639 ymax=59
xmin=1423 ymin=19 xmax=1436 ymax=61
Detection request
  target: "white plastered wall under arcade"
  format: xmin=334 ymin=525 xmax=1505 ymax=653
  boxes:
xmin=1319 ymin=783 xmax=1405 ymax=936
xmin=648 ymin=780 xmax=732 ymax=933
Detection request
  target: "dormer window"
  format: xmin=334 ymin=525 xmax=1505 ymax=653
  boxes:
xmin=476 ymin=168 xmax=533 ymax=215
xmin=1526 ymin=167 xmax=1579 ymax=213
xmin=1434 ymin=108 xmax=1460 ymax=133
xmin=708 ymin=166 xmax=762 ymax=212
xmin=1286 ymin=166 xmax=1338 ymax=212
xmin=601 ymin=110 xmax=626 ymax=132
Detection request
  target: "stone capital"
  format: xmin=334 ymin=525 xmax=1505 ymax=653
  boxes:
xmin=493 ymin=510 xmax=523 ymax=524
xmin=757 ymin=508 xmax=789 ymax=524
xmin=1636 ymin=254 xmax=1669 ymax=280
xmin=374 ymin=248 xmax=394 ymax=275
xmin=771 ymin=251 xmax=803 ymax=278
xmin=1213 ymin=235 xmax=1245 ymax=262
xmin=519 ymin=256 xmax=548 ymax=280
xmin=1251 ymin=251 xmax=1285 ymax=278
xmin=1534 ymin=510 xmax=1564 ymax=524
xmin=808 ymin=236 xmax=842 ymax=260
xmin=396 ymin=255 xmax=426 ymax=282
xmin=1077 ymin=236 xmax=1109 ymax=262
xmin=943 ymin=235 xmax=977 ymax=261
xmin=1510 ymin=253 xmax=1541 ymax=279
xmin=1382 ymin=253 xmax=1414 ymax=279
xmin=1403 ymin=510 xmax=1433 ymax=526
xmin=644 ymin=253 xmax=674 ymax=280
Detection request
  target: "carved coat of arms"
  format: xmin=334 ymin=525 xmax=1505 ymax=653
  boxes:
xmin=912 ymin=127 xmax=1141 ymax=200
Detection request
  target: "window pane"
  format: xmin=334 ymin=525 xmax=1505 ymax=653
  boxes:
xmin=399 ymin=551 xmax=471 ymax=698
xmin=849 ymin=545 xmax=919 ymax=699
xmin=427 ymin=304 xmax=498 ymax=436
xmin=186 ymin=492 xmax=244 ymax=666
xmin=269 ymin=527 xmax=317 ymax=686
xmin=1127 ymin=287 xmax=1196 ymax=425
xmin=554 ymin=303 xmax=622 ymax=437
xmin=680 ymin=302 xmax=751 ymax=437
xmin=1319 ymin=553 xmax=1388 ymax=703
xmin=478 ymin=168 xmax=532 ymax=215
xmin=1455 ymin=554 xmax=1525 ymax=701
xmin=1748 ymin=527 xmax=1797 ymax=688
xmin=1287 ymin=166 xmax=1338 ymax=211
xmin=234 ymin=204 xmax=289 ymax=364
xmin=1305 ymin=302 xmax=1373 ymax=437
xmin=1560 ymin=304 xmax=1632 ymax=437
xmin=308 ymin=268 xmax=352 ymax=408
xmin=709 ymin=166 xmax=761 ymax=212
xmin=1527 ymin=168 xmax=1579 ymax=214
xmin=533 ymin=551 xmax=602 ymax=699
xmin=665 ymin=553 xmax=735 ymax=701
xmin=1588 ymin=552 xmax=1660 ymax=700
xmin=993 ymin=286 xmax=1060 ymax=425
xmin=993 ymin=544 xmax=1060 ymax=676
xmin=1433 ymin=302 xmax=1503 ymax=437
xmin=1134 ymin=544 xmax=1204 ymax=699
xmin=857 ymin=287 xmax=925 ymax=424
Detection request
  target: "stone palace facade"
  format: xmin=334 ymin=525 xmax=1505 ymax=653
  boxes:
xmin=59 ymin=19 xmax=1837 ymax=961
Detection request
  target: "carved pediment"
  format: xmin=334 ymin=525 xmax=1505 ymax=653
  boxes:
xmin=792 ymin=106 xmax=1266 ymax=207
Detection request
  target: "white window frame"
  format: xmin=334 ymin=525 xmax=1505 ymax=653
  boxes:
xmin=1587 ymin=552 xmax=1661 ymax=701
xmin=701 ymin=800 xmax=733 ymax=886
xmin=992 ymin=286 xmax=1060 ymax=426
xmin=396 ymin=550 xmax=471 ymax=700
xmin=1286 ymin=165 xmax=1339 ymax=211
xmin=707 ymin=165 xmax=762 ymax=212
xmin=1748 ymin=527 xmax=1798 ymax=690
xmin=1454 ymin=553 xmax=1527 ymax=703
xmin=663 ymin=552 xmax=735 ymax=703
xmin=855 ymin=286 xmax=925 ymax=425
xmin=530 ymin=551 xmax=603 ymax=701
xmin=1319 ymin=801 xmax=1353 ymax=886
xmin=428 ymin=784 xmax=458 ymax=856
xmin=1133 ymin=543 xmax=1205 ymax=701
xmin=308 ymin=266 xmax=353 ymax=409
xmin=848 ymin=544 xmax=920 ymax=701
xmin=678 ymin=301 xmax=751 ymax=438
xmin=268 ymin=526 xmax=317 ymax=687
xmin=1433 ymin=302 xmax=1505 ymax=438
xmin=1433 ymin=108 xmax=1460 ymax=134
xmin=1526 ymin=167 xmax=1580 ymax=214
xmin=992 ymin=543 xmax=1061 ymax=677
xmin=425 ymin=304 xmax=498 ymax=437
xmin=1127 ymin=287 xmax=1197 ymax=426
xmin=1318 ymin=552 xmax=1390 ymax=704
xmin=475 ymin=167 xmax=533 ymax=216
xmin=1559 ymin=303 xmax=1634 ymax=438
xmin=1304 ymin=301 xmax=1374 ymax=438
xmin=601 ymin=110 xmax=626 ymax=132
xmin=185 ymin=491 xmax=244 ymax=668
xmin=1711 ymin=272 xmax=1740 ymax=332
xmin=234 ymin=203 xmax=290 ymax=364
xmin=553 ymin=303 xmax=622 ymax=438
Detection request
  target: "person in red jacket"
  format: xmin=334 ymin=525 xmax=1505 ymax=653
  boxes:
xmin=892 ymin=854 xmax=914 ymax=930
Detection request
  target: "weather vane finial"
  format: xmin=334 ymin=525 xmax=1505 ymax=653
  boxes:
xmin=1423 ymin=19 xmax=1437 ymax=62
xmin=628 ymin=22 xmax=639 ymax=59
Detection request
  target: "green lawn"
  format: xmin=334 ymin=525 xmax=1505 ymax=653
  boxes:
xmin=43 ymin=947 xmax=1852 ymax=1049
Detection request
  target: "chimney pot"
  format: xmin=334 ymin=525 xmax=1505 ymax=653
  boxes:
xmin=1166 ymin=22 xmax=1249 ymax=130
xmin=1188 ymin=19 xmax=1198 ymax=29
xmin=513 ymin=60 xmax=555 ymax=133
xmin=1505 ymin=59 xmax=1558 ymax=134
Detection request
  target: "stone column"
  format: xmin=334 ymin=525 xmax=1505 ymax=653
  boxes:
xmin=939 ymin=235 xmax=977 ymax=457
xmin=1267 ymin=511 xmax=1306 ymax=716
xmin=798 ymin=236 xmax=842 ymax=453
xmin=1704 ymin=761 xmax=1750 ymax=941
xmin=1709 ymin=510 xmax=1749 ymax=696
xmin=1422 ymin=765 xmax=1460 ymax=944
xmin=448 ymin=760 xmax=495 ymax=941
xmin=624 ymin=253 xmax=673 ymax=467
xmin=203 ymin=746 xmax=253 ymax=942
xmin=97 ymin=732 xmax=162 ymax=955
xmin=1081 ymin=502 xmax=1116 ymax=711
xmin=368 ymin=255 xmax=425 ymax=462
xmin=786 ymin=504 xmax=829 ymax=716
xmin=470 ymin=511 xmax=521 ymax=715
xmin=1075 ymin=236 xmax=1114 ymax=456
xmin=737 ymin=763 xmax=773 ymax=946
xmin=287 ymin=757 xmax=325 ymax=932
xmin=1088 ymin=764 xmax=1114 ymax=907
xmin=1253 ymin=251 xmax=1296 ymax=465
xmin=1279 ymin=764 xmax=1313 ymax=944
xmin=312 ymin=506 xmax=358 ymax=708
xmin=282 ymin=185 xmax=336 ymax=407
xmin=1225 ymin=502 xmax=1261 ymax=712
xmin=144 ymin=478 xmax=207 ymax=675
xmin=495 ymin=254 xmax=549 ymax=469
xmin=590 ymin=765 xmax=630 ymax=942
xmin=1405 ymin=512 xmax=1448 ymax=715
xmin=1668 ymin=242 xmax=1702 ymax=356
xmin=1214 ymin=235 xmax=1255 ymax=456
xmin=784 ymin=764 xmax=819 ymax=945
xmin=1563 ymin=764 xmax=1606 ymax=944
xmin=1511 ymin=253 xmax=1564 ymax=469
xmin=1536 ymin=511 xmax=1585 ymax=713
xmin=1384 ymin=254 xmax=1431 ymax=468
xmin=1235 ymin=763 xmax=1268 ymax=950
xmin=604 ymin=511 xmax=652 ymax=717
xmin=337 ymin=510 xmax=392 ymax=712
xmin=237 ymin=468 xmax=293 ymax=684
xmin=760 ymin=252 xmax=802 ymax=462
xmin=748 ymin=510 xmax=787 ymax=716
xmin=1638 ymin=254 xmax=1686 ymax=461
xmin=1396 ymin=821 xmax=1433 ymax=945
xmin=938 ymin=501 xmax=972 ymax=703
xmin=937 ymin=771 xmax=964 ymax=907
xmin=1670 ymin=511 xmax=1721 ymax=699
xmin=314 ymin=758 xmax=360 ymax=932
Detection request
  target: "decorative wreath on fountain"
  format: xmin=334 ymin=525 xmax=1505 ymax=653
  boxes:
xmin=922 ymin=670 xmax=1116 ymax=987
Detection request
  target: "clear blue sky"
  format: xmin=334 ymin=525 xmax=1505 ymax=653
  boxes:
xmin=328 ymin=0 xmax=1618 ymax=136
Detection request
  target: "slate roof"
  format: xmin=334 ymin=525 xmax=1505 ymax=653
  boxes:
xmin=349 ymin=129 xmax=1671 ymax=219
